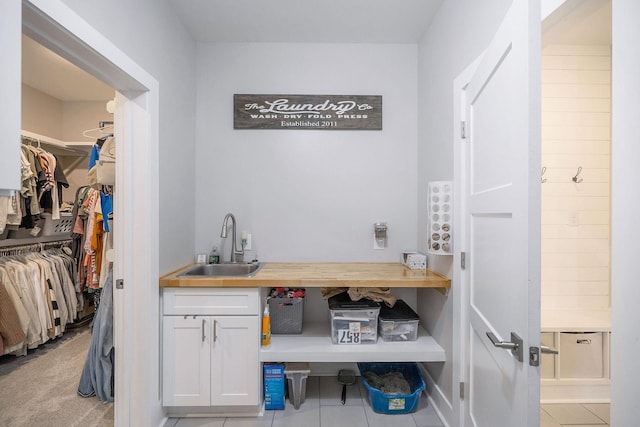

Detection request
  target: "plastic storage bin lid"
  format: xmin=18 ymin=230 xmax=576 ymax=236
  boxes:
xmin=379 ymin=300 xmax=419 ymax=321
xmin=328 ymin=292 xmax=381 ymax=310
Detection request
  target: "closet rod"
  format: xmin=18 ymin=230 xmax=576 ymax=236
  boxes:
xmin=21 ymin=131 xmax=89 ymax=156
xmin=0 ymin=238 xmax=72 ymax=256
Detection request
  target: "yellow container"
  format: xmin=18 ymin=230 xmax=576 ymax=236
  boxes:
xmin=261 ymin=306 xmax=271 ymax=347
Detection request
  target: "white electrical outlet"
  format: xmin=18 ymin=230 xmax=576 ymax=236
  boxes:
xmin=245 ymin=234 xmax=252 ymax=250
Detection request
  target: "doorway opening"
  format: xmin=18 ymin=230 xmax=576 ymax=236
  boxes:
xmin=0 ymin=32 xmax=118 ymax=424
xmin=540 ymin=1 xmax=612 ymax=425
xmin=20 ymin=1 xmax=161 ymax=425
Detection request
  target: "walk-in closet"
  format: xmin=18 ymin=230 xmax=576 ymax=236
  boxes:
xmin=0 ymin=34 xmax=116 ymax=427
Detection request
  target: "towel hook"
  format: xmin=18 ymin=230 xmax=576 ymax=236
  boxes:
xmin=541 ymin=166 xmax=547 ymax=184
xmin=572 ymin=166 xmax=583 ymax=183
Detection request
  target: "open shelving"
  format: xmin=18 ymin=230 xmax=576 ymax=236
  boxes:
xmin=260 ymin=322 xmax=445 ymax=363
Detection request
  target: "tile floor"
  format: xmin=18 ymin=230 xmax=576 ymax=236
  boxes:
xmin=541 ymin=403 xmax=610 ymax=427
xmin=164 ymin=376 xmax=610 ymax=427
xmin=165 ymin=376 xmax=444 ymax=427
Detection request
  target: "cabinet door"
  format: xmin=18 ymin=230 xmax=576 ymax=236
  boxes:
xmin=211 ymin=316 xmax=260 ymax=406
xmin=162 ymin=316 xmax=211 ymax=406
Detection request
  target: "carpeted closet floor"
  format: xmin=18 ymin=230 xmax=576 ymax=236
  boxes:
xmin=0 ymin=325 xmax=114 ymax=427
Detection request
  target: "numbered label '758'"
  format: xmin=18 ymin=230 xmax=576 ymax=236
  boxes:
xmin=338 ymin=330 xmax=361 ymax=344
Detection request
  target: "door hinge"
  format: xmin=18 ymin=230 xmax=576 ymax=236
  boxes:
xmin=459 ymin=382 xmax=465 ymax=399
xmin=460 ymin=121 xmax=466 ymax=139
xmin=116 ymin=279 xmax=124 ymax=289
xmin=461 ymin=252 xmax=466 ymax=269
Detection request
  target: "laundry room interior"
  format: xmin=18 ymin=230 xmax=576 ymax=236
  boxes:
xmin=2 ymin=1 xmax=638 ymax=427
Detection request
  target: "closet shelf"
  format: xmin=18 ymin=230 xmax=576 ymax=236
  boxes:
xmin=21 ymin=130 xmax=92 ymax=156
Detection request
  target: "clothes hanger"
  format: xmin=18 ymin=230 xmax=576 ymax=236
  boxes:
xmin=82 ymin=124 xmax=114 ymax=139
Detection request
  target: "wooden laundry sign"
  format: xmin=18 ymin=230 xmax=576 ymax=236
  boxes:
xmin=234 ymin=94 xmax=382 ymax=130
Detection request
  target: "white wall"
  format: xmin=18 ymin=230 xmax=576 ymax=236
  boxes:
xmin=22 ymin=84 xmax=63 ymax=139
xmin=195 ymin=43 xmax=418 ymax=263
xmin=541 ymin=45 xmax=611 ymax=310
xmin=62 ymin=101 xmax=113 ymax=141
xmin=417 ymin=0 xmax=513 ymax=424
xmin=56 ymin=2 xmax=197 ymax=426
xmin=611 ymin=1 xmax=640 ymax=424
xmin=61 ymin=0 xmax=198 ymax=275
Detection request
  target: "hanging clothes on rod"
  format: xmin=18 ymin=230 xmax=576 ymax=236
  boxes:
xmin=22 ymin=136 xmax=71 ymax=216
xmin=0 ymin=138 xmax=71 ymax=238
xmin=84 ymin=120 xmax=114 ymax=192
xmin=0 ymin=239 xmax=80 ymax=357
xmin=87 ymin=132 xmax=116 ymax=190
xmin=72 ymin=185 xmax=113 ymax=291
xmin=0 ymin=239 xmax=73 ymax=255
xmin=77 ymin=124 xmax=115 ymax=402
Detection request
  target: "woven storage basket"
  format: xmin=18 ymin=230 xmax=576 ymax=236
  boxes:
xmin=268 ymin=298 xmax=304 ymax=334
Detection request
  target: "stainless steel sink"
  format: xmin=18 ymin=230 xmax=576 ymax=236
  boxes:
xmin=178 ymin=262 xmax=263 ymax=277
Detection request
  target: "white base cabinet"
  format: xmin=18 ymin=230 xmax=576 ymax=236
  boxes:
xmin=163 ymin=315 xmax=211 ymax=406
xmin=162 ymin=288 xmax=261 ymax=409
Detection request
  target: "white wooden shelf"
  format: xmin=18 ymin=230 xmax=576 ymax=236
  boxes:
xmin=259 ymin=322 xmax=445 ymax=363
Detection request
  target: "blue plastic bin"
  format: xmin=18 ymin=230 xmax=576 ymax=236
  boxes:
xmin=357 ymin=362 xmax=425 ymax=414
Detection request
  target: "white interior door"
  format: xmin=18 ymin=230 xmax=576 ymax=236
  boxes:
xmin=0 ymin=0 xmax=21 ymax=195
xmin=460 ymin=1 xmax=541 ymax=426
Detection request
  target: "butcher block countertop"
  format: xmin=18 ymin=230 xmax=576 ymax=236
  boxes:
xmin=159 ymin=262 xmax=450 ymax=291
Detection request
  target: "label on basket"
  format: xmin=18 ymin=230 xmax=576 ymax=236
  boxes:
xmin=338 ymin=329 xmax=361 ymax=344
xmin=388 ymin=398 xmax=406 ymax=410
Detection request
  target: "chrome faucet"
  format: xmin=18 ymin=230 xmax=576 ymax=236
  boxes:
xmin=220 ymin=213 xmax=244 ymax=263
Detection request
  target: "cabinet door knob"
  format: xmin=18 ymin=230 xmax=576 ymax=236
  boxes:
xmin=202 ymin=318 xmax=206 ymax=342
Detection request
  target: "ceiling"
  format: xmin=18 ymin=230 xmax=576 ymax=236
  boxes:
xmin=166 ymin=0 xmax=443 ymax=43
xmin=22 ymin=35 xmax=114 ymax=102
xmin=22 ymin=0 xmax=612 ymax=103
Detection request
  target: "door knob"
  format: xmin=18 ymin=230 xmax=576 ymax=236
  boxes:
xmin=486 ymin=331 xmax=523 ymax=362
